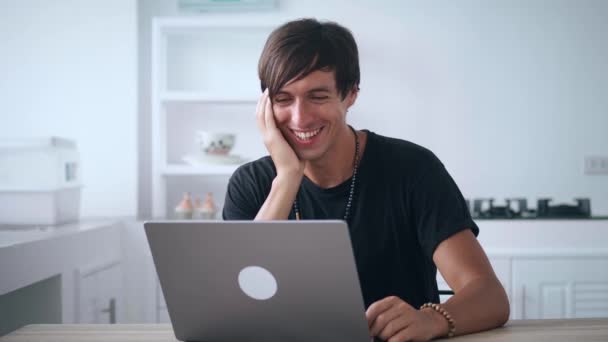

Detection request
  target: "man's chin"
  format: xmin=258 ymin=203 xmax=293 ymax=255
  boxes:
xmin=296 ymin=149 xmax=325 ymax=163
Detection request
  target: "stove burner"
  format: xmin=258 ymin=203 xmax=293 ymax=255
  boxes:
xmin=469 ymin=198 xmax=591 ymax=219
xmin=537 ymin=198 xmax=591 ymax=218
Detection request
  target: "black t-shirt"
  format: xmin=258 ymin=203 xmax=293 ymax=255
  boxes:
xmin=222 ymin=130 xmax=479 ymax=308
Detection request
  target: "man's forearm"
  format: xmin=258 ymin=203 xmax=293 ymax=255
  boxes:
xmin=431 ymin=276 xmax=509 ymax=338
xmin=255 ymin=173 xmax=302 ymax=220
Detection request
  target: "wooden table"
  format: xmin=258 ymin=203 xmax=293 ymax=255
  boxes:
xmin=1 ymin=319 xmax=608 ymax=341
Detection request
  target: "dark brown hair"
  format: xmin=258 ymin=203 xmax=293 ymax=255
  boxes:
xmin=258 ymin=18 xmax=360 ymax=100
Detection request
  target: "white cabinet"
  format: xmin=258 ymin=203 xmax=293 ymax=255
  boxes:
xmin=150 ymin=17 xmax=278 ymax=219
xmin=76 ymin=261 xmax=123 ymax=323
xmin=438 ymin=254 xmax=608 ymax=320
xmin=512 ymin=257 xmax=608 ymax=319
xmin=0 ymin=220 xmax=125 ymax=328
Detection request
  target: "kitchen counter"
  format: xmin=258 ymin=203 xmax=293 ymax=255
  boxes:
xmin=0 ymin=220 xmax=122 ymax=249
xmin=0 ymin=219 xmax=125 ymax=327
xmin=0 ymin=219 xmax=123 ymax=296
xmin=473 ymin=219 xmax=608 ymax=253
xmin=474 ymin=216 xmax=608 ymax=220
xmin=1 ymin=319 xmax=608 ymax=341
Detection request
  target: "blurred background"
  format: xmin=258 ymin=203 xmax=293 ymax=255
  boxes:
xmin=0 ymin=0 xmax=607 ymax=336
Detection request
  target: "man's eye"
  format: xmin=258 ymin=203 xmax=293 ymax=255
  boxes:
xmin=311 ymin=96 xmax=329 ymax=101
xmin=274 ymin=98 xmax=289 ymax=103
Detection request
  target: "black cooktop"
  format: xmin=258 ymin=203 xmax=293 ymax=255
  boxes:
xmin=467 ymin=198 xmax=597 ymax=219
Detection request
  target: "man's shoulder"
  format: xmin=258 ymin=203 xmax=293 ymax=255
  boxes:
xmin=367 ymin=131 xmax=441 ymax=168
xmin=230 ymin=155 xmax=276 ymax=184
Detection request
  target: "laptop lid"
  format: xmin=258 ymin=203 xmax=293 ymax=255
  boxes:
xmin=144 ymin=220 xmax=370 ymax=342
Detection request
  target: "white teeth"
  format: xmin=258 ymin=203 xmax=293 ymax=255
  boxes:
xmin=294 ymin=128 xmax=321 ymax=140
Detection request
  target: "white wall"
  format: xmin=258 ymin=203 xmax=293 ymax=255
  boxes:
xmin=0 ymin=0 xmax=138 ymax=217
xmin=138 ymin=0 xmax=608 ymax=216
xmin=355 ymin=0 xmax=608 ymax=213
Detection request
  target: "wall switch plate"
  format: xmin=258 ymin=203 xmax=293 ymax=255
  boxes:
xmin=584 ymin=155 xmax=608 ymax=175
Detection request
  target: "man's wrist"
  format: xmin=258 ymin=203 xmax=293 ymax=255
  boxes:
xmin=274 ymin=169 xmax=303 ymax=186
xmin=420 ymin=307 xmax=450 ymax=339
xmin=272 ymin=171 xmax=303 ymax=197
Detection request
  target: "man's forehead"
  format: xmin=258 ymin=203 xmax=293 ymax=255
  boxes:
xmin=278 ymin=70 xmax=337 ymax=94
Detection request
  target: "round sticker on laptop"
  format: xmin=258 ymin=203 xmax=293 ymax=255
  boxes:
xmin=238 ymin=266 xmax=277 ymax=300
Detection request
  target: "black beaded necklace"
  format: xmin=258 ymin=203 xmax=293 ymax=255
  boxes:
xmin=293 ymin=125 xmax=360 ymax=222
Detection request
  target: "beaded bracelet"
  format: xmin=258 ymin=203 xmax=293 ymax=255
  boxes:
xmin=420 ymin=302 xmax=456 ymax=338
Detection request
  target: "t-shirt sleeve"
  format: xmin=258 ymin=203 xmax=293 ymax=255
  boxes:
xmin=222 ymin=165 xmax=264 ymax=220
xmin=409 ymin=153 xmax=479 ymax=260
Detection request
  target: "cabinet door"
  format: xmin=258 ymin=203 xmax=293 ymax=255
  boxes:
xmin=76 ymin=269 xmax=98 ymax=323
xmin=76 ymin=262 xmax=122 ymax=323
xmin=512 ymin=257 xmax=608 ymax=319
xmin=97 ymin=264 xmax=122 ymax=323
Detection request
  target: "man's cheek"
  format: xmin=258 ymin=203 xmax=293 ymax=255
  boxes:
xmin=273 ymin=108 xmax=290 ymax=124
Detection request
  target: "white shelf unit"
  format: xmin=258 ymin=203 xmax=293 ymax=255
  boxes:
xmin=160 ymin=91 xmax=258 ymax=103
xmin=151 ymin=17 xmax=276 ymax=218
xmin=161 ymin=164 xmax=241 ymax=176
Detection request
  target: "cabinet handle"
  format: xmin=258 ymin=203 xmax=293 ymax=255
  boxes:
xmin=101 ymin=298 xmax=116 ymax=324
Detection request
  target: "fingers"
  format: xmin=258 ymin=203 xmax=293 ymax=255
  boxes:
xmin=378 ymin=315 xmax=411 ymax=341
xmin=368 ymin=307 xmax=403 ymax=337
xmin=367 ymin=297 xmax=421 ymax=341
xmin=386 ymin=327 xmax=414 ymax=342
xmin=366 ymin=296 xmax=400 ymax=327
xmin=255 ymin=88 xmax=265 ymax=116
xmin=256 ymin=89 xmax=268 ymax=133
xmin=264 ymin=90 xmax=277 ymax=130
xmin=256 ymin=88 xmax=279 ymax=136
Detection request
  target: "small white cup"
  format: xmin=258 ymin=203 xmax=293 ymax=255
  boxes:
xmin=195 ymin=131 xmax=236 ymax=155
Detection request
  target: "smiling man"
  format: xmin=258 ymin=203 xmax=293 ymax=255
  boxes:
xmin=223 ymin=18 xmax=509 ymax=341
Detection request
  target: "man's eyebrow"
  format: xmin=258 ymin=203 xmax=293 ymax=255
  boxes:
xmin=275 ymin=87 xmax=331 ymax=95
xmin=307 ymin=87 xmax=331 ymax=93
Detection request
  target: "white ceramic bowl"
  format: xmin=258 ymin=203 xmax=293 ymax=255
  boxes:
xmin=195 ymin=131 xmax=236 ymax=156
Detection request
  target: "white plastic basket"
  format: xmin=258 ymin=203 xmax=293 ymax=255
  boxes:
xmin=0 ymin=188 xmax=81 ymax=225
xmin=0 ymin=137 xmax=81 ymax=225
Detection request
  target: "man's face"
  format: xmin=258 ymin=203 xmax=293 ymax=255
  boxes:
xmin=272 ymin=70 xmax=357 ymax=162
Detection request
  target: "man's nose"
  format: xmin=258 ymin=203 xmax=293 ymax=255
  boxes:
xmin=290 ymin=100 xmax=311 ymax=127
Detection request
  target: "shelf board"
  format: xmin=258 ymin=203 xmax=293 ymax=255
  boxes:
xmin=160 ymin=91 xmax=258 ymax=103
xmin=155 ymin=17 xmax=279 ymax=33
xmin=162 ymin=164 xmax=240 ymax=176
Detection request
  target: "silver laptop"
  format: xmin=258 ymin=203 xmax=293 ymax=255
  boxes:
xmin=144 ymin=220 xmax=371 ymax=342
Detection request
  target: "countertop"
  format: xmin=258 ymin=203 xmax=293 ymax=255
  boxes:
xmin=1 ymin=319 xmax=608 ymax=341
xmin=0 ymin=219 xmax=124 ymax=296
xmin=0 ymin=219 xmax=124 ymax=248
xmin=474 ymin=216 xmax=608 ymax=220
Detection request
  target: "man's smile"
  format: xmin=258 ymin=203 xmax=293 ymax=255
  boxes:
xmin=290 ymin=127 xmax=324 ymax=143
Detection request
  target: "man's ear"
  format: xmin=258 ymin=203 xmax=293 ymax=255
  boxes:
xmin=345 ymin=87 xmax=359 ymax=108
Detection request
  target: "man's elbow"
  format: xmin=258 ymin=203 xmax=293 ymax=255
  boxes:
xmin=495 ymin=284 xmax=511 ymax=327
